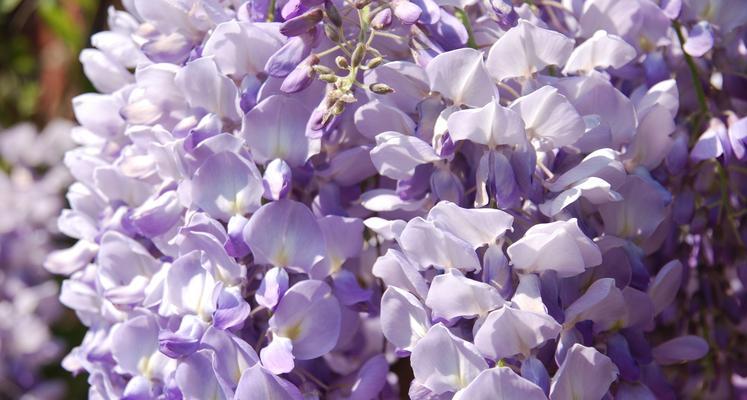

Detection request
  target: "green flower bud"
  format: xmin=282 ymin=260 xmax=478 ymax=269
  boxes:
xmin=335 ymin=56 xmax=349 ymax=70
xmin=312 ymin=65 xmax=334 ymax=75
xmin=319 ymin=74 xmax=338 ymax=83
xmin=351 ymin=43 xmax=366 ymax=67
xmin=366 ymin=57 xmax=384 ymax=69
xmin=369 ymin=83 xmax=395 ymax=94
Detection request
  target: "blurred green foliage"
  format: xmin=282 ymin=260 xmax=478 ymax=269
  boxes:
xmin=0 ymin=0 xmax=99 ymax=127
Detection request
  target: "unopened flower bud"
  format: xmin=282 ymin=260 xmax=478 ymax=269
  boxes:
xmin=280 ymin=55 xmax=319 ymax=93
xmin=324 ymin=23 xmax=341 ymax=42
xmin=392 ymin=0 xmax=421 ymax=24
xmin=312 ymin=65 xmax=334 ymax=75
xmin=366 ymin=57 xmax=384 ymax=69
xmin=280 ymin=9 xmax=324 ymax=37
xmin=319 ymin=73 xmax=338 ymax=83
xmin=324 ymin=0 xmax=343 ymax=27
xmin=351 ymin=43 xmax=366 ymax=67
xmin=369 ymin=83 xmax=395 ymax=94
xmin=371 ymin=8 xmax=393 ymax=30
xmin=335 ymin=56 xmax=349 ymax=70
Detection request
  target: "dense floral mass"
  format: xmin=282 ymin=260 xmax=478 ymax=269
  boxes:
xmin=0 ymin=120 xmax=74 ymax=399
xmin=38 ymin=0 xmax=747 ymax=398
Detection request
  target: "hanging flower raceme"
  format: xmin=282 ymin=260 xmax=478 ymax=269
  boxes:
xmin=48 ymin=0 xmax=747 ymax=398
xmin=0 ymin=120 xmax=75 ymax=399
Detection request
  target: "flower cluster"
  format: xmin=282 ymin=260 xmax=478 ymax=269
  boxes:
xmin=48 ymin=0 xmax=747 ymax=398
xmin=0 ymin=120 xmax=74 ymax=399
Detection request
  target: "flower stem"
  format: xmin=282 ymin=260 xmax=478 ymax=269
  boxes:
xmin=673 ymin=20 xmax=709 ymax=129
xmin=455 ymin=8 xmax=478 ymax=49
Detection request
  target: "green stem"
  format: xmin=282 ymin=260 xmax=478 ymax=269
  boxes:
xmin=673 ymin=20 xmax=709 ymax=131
xmin=455 ymin=8 xmax=478 ymax=49
xmin=266 ymin=0 xmax=277 ymax=21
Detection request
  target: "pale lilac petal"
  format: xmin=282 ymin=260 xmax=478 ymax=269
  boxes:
xmin=44 ymin=240 xmax=98 ymax=276
xmin=473 ymin=306 xmax=561 ymax=360
xmin=79 ymin=48 xmax=134 ymax=93
xmin=447 ymin=99 xmax=527 ymax=148
xmin=318 ymin=215 xmax=364 ymax=274
xmin=111 ymin=315 xmax=159 ymax=376
xmin=563 ymin=278 xmax=627 ymax=333
xmin=269 ymin=280 xmax=341 ymax=360
xmin=370 ymin=131 xmax=441 ymax=180
xmin=728 ymin=117 xmax=747 ymax=159
xmin=521 ymin=356 xmax=550 ymax=395
xmin=622 ymin=286 xmax=654 ymax=329
xmin=549 ymin=344 xmax=618 ymax=400
xmin=159 ymin=315 xmax=206 ymax=358
xmin=162 ymin=251 xmax=218 ymax=320
xmin=486 ymin=19 xmax=574 ymax=81
xmin=315 ymin=145 xmax=377 ymax=186
xmin=175 ymin=350 xmax=224 ymax=400
xmin=262 ymin=158 xmax=292 ymax=201
xmin=381 ymin=286 xmax=431 ymax=352
xmin=554 ymin=75 xmax=637 ymax=148
xmin=360 ymin=189 xmax=430 ymax=212
xmin=540 ymin=177 xmax=622 ymax=217
xmin=426 ymin=269 xmax=504 ymax=322
xmin=364 ymin=217 xmax=407 ymax=241
xmin=363 ymin=61 xmax=429 ymax=114
xmin=131 ymin=191 xmax=183 ymax=237
xmin=235 ymin=364 xmax=304 ymax=400
xmin=510 ymin=86 xmax=585 ymax=150
xmin=683 ymin=21 xmax=714 ymax=57
xmin=264 ymin=33 xmax=315 ymax=78
xmin=354 ymin=100 xmax=417 ymax=139
xmin=624 ymin=104 xmax=675 ymax=170
xmin=482 ymin=244 xmax=513 ymax=298
xmin=200 ymin=327 xmax=259 ymax=391
xmin=256 ymin=266 xmax=290 ymax=310
xmin=241 ymin=95 xmax=315 ymax=167
xmin=507 ymin=219 xmax=601 ymax=278
xmin=192 ymin=152 xmax=264 ymax=221
xmin=427 ymin=201 xmax=513 ymax=248
xmin=512 ymin=274 xmax=547 ymax=314
xmin=651 ymin=335 xmax=709 ymax=365
xmin=546 ymin=148 xmax=625 ymax=191
xmin=426 ymin=48 xmax=495 ymax=107
xmin=372 ymin=249 xmax=429 ymax=298
xmin=453 ymin=367 xmax=547 ymax=400
xmin=393 ymin=0 xmax=422 ymax=24
xmin=648 ymin=260 xmax=683 ymax=315
xmin=259 ymin=336 xmax=295 ymax=374
xmin=243 ymin=199 xmax=325 ymax=272
xmin=399 ymin=217 xmax=481 ymax=272
xmin=598 ymin=175 xmax=671 ymax=241
xmin=691 ymin=118 xmax=726 ymax=161
xmin=72 ymin=93 xmax=125 ymax=138
xmin=225 ymin=215 xmax=251 ymax=258
xmin=202 ymin=21 xmax=284 ymax=78
xmin=635 ymin=79 xmax=679 ymax=119
xmin=562 ymin=30 xmax=637 ymax=74
xmin=348 ymin=355 xmax=389 ymax=400
xmin=411 ymin=324 xmax=487 ymax=394
xmin=175 ymin=57 xmax=241 ymax=122
xmin=213 ymin=288 xmax=252 ymax=330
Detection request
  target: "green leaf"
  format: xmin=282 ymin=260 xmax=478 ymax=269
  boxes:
xmin=0 ymin=0 xmax=23 ymax=15
xmin=37 ymin=0 xmax=84 ymax=51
